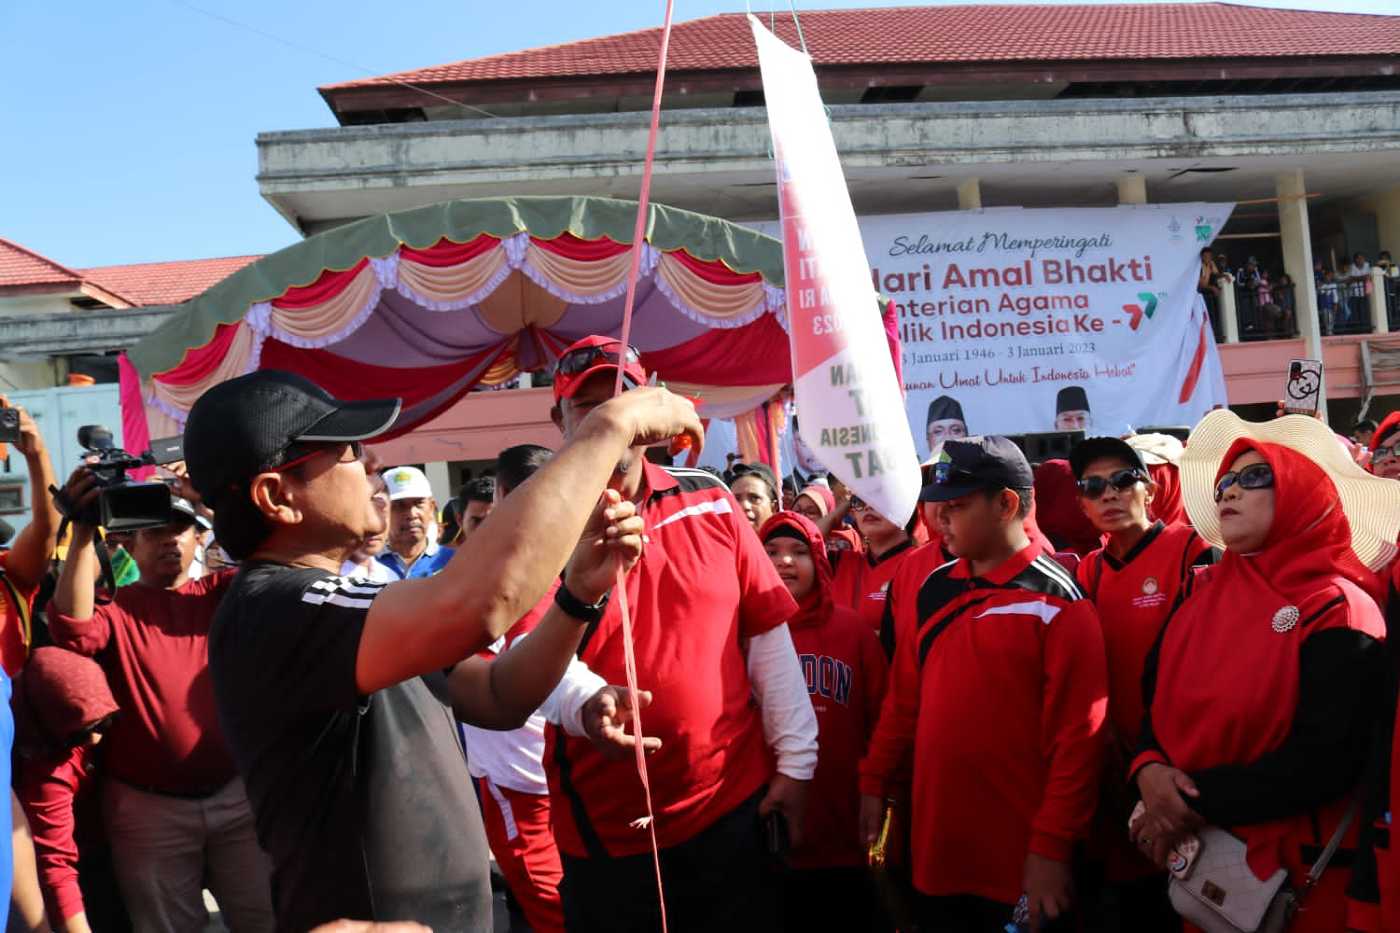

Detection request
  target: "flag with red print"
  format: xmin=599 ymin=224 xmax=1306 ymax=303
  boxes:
xmin=751 ymin=15 xmax=920 ymax=525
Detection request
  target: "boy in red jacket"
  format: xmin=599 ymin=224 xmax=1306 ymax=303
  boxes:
xmin=760 ymin=512 xmax=887 ymax=931
xmin=860 ymin=437 xmax=1107 ymax=932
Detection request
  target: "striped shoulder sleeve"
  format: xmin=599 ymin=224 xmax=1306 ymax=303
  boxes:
xmin=301 ymin=575 xmax=391 ymax=611
xmin=1017 ymin=554 xmax=1086 ymax=602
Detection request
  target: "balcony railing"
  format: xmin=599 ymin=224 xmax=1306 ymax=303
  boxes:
xmin=1213 ymin=267 xmax=1398 ymax=344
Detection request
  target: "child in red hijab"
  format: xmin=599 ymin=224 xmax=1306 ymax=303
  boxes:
xmin=13 ymin=647 xmax=121 ymax=929
xmin=1130 ymin=438 xmax=1388 ymax=933
xmin=760 ymin=512 xmax=887 ymax=933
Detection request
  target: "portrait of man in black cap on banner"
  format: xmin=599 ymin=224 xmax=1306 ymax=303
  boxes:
xmin=926 ymin=394 xmax=969 ymax=455
xmin=1054 ymin=386 xmax=1092 ymax=432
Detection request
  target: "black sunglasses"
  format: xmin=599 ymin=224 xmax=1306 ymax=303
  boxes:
xmin=1077 ymin=468 xmax=1145 ymax=500
xmin=849 ymin=496 xmax=869 ymax=512
xmin=278 ymin=440 xmax=364 ymax=473
xmin=555 ymin=343 xmax=641 ymax=377
xmin=1214 ymin=463 xmax=1275 ymax=502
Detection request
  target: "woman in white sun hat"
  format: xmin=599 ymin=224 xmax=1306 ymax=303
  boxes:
xmin=1126 ymin=411 xmax=1397 ymax=932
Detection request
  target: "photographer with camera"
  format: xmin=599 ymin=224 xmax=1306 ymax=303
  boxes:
xmin=49 ymin=463 xmax=273 ymax=932
xmin=0 ymin=396 xmax=61 ymax=675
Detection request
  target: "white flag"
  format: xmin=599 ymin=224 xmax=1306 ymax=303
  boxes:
xmin=750 ymin=15 xmax=920 ymax=524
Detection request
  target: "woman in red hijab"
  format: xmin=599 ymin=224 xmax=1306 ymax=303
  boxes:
xmin=1367 ymin=411 xmax=1400 ymax=481
xmin=1129 ymin=417 xmax=1391 ymax=933
xmin=13 ymin=647 xmax=122 ymax=932
xmin=760 ymin=512 xmax=887 ymax=933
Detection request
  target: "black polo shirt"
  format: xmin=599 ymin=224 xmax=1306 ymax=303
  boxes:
xmin=209 ymin=562 xmax=491 ymax=932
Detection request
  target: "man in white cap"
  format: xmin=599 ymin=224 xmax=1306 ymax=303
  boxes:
xmin=378 ymin=466 xmax=453 ymax=580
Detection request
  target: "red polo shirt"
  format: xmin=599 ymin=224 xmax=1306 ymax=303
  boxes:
xmin=50 ymin=572 xmax=239 ymax=795
xmin=545 ymin=462 xmax=797 ymax=858
xmin=831 ymin=541 xmax=917 ymax=633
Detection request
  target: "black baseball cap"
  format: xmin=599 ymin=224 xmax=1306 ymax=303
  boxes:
xmin=184 ymin=371 xmax=401 ymax=507
xmin=1069 ymin=436 xmax=1148 ymax=480
xmin=919 ymin=436 xmax=1034 ymax=502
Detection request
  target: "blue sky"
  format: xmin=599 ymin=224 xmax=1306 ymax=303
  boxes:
xmin=2 ymin=0 xmax=1394 ymax=268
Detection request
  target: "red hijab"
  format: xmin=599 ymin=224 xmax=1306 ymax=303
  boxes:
xmin=1152 ymin=439 xmax=1383 ymax=877
xmin=1032 ymin=459 xmax=1102 ymax=556
xmin=1146 ymin=461 xmax=1186 ymax=526
xmin=760 ymin=511 xmax=834 ymax=631
xmin=1368 ymin=411 xmax=1400 ymax=473
xmin=13 ymin=647 xmax=119 ymax=753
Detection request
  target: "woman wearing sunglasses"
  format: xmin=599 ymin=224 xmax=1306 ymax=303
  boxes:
xmin=1128 ymin=412 xmax=1396 ymax=933
xmin=1367 ymin=411 xmax=1400 ymax=482
xmin=1068 ymin=437 xmax=1213 ymax=930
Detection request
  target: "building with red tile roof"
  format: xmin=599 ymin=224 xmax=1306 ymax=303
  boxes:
xmin=80 ymin=255 xmax=262 ymax=307
xmin=321 ymin=3 xmax=1400 ymax=123
xmin=0 ymin=237 xmax=260 ymax=309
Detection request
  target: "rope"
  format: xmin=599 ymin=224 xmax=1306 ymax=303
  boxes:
xmin=611 ymin=1 xmax=676 ymax=928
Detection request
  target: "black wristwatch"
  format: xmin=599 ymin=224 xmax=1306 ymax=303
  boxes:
xmin=555 ymin=581 xmax=610 ymax=624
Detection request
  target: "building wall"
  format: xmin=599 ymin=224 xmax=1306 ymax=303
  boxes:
xmin=1347 ymin=184 xmax=1400 ymax=258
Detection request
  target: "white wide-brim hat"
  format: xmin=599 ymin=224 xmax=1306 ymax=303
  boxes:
xmin=1181 ymin=410 xmax=1400 ymax=571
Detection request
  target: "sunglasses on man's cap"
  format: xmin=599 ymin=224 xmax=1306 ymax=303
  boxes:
xmin=555 ymin=343 xmax=641 ymax=377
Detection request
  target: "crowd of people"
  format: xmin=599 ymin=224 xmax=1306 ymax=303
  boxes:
xmin=1198 ymin=246 xmax=1400 ymax=341
xmin=10 ymin=336 xmax=1400 ymax=932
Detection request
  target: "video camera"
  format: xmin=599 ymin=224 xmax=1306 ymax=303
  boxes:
xmin=66 ymin=426 xmax=185 ymax=532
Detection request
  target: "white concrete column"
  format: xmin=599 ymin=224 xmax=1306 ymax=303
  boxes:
xmin=1370 ymin=267 xmax=1390 ymax=334
xmin=1276 ymin=169 xmax=1326 ymax=420
xmin=956 ymin=178 xmax=982 ymax=211
xmin=1218 ymin=274 xmax=1240 ymax=344
xmin=1116 ymin=174 xmax=1148 ymax=205
xmin=424 ymin=461 xmax=452 ymax=506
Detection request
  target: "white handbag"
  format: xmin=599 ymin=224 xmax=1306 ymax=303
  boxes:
xmin=1166 ymin=802 xmax=1357 ymax=933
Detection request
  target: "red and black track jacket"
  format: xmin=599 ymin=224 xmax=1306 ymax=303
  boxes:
xmin=860 ymin=544 xmax=1108 ymax=903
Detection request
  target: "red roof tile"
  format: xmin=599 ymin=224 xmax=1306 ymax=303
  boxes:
xmin=325 ymin=3 xmax=1400 ymax=90
xmin=0 ymin=238 xmax=81 ymax=290
xmin=80 ymin=255 xmax=262 ymax=307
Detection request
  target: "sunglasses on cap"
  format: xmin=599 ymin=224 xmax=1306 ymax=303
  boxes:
xmin=1214 ymin=463 xmax=1275 ymax=502
xmin=1077 ymin=469 xmax=1145 ymax=500
xmin=555 ymin=343 xmax=641 ymax=377
xmin=933 ymin=461 xmax=979 ymax=487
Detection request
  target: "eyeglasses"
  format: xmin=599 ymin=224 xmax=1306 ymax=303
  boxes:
xmin=1077 ymin=469 xmax=1145 ymax=500
xmin=277 ymin=440 xmax=364 ymax=474
xmin=1214 ymin=463 xmax=1275 ymax=502
xmin=555 ymin=343 xmax=641 ymax=377
xmin=849 ymin=496 xmax=869 ymax=512
xmin=1374 ymin=444 xmax=1399 ymax=463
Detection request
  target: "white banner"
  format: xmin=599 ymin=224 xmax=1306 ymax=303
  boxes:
xmin=751 ymin=15 xmax=920 ymax=523
xmin=869 ymin=205 xmax=1232 ymax=459
xmin=754 ymin=206 xmax=1232 ymax=466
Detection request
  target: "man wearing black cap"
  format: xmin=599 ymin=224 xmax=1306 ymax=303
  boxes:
xmin=925 ymin=394 xmax=969 ymax=456
xmin=180 ymin=369 xmax=701 ymax=931
xmin=859 ymin=437 xmax=1107 ymax=933
xmin=50 ymin=486 xmax=274 ymax=932
xmin=1054 ymin=386 xmax=1092 ymax=432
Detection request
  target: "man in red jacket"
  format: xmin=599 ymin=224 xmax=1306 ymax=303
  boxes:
xmin=860 ymin=437 xmax=1108 ymax=933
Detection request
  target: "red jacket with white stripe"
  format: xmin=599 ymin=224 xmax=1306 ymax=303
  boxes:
xmin=859 ymin=544 xmax=1108 ymax=903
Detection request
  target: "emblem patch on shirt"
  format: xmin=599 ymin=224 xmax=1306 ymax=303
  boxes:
xmin=1141 ymin=577 xmax=1159 ymax=596
xmin=1271 ymin=605 xmax=1300 ymax=633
